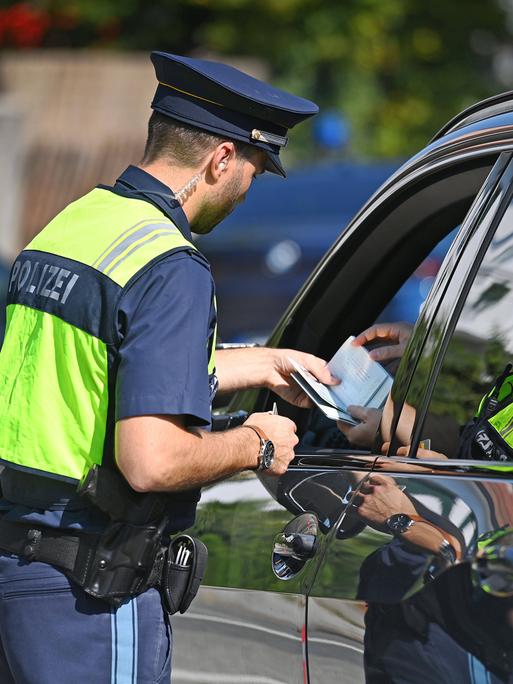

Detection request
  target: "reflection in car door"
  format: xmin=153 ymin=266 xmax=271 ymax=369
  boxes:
xmin=171 ymin=471 xmax=310 ymax=684
xmin=305 ymin=455 xmax=513 ymax=684
xmin=305 ymin=154 xmax=513 ymax=683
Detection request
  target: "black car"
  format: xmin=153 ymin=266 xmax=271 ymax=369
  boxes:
xmin=172 ymin=92 xmax=513 ymax=684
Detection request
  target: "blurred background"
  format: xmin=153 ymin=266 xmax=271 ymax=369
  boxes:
xmin=1 ymin=0 xmax=513 ymax=342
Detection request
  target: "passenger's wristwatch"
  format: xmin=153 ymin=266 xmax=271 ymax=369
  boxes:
xmin=243 ymin=425 xmax=275 ymax=471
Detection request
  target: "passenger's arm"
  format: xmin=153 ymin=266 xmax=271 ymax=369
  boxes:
xmin=337 ymin=406 xmax=382 ymax=448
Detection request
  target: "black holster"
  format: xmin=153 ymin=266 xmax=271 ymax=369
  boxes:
xmin=71 ymin=519 xmax=168 ymax=606
xmin=72 ymin=465 xmax=207 ymax=611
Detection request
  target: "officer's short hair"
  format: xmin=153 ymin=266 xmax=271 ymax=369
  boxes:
xmin=142 ymin=111 xmax=255 ymax=167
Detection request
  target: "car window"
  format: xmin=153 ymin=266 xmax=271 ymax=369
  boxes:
xmin=291 ymin=158 xmax=504 ymax=452
xmin=230 ymin=156 xmax=502 ymax=453
xmin=406 ymin=201 xmax=513 ymax=461
xmin=301 ymin=228 xmax=460 ymax=451
xmin=377 ymin=229 xmax=458 ymax=326
xmin=377 ymin=153 xmax=513 ymax=464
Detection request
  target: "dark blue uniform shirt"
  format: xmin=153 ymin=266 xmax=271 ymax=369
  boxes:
xmin=0 ymin=166 xmax=217 ymax=532
xmin=111 ymin=166 xmax=217 ymax=428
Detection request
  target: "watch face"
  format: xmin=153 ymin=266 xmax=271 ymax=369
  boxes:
xmin=387 ymin=513 xmax=412 ymax=535
xmin=261 ymin=441 xmax=275 ymax=469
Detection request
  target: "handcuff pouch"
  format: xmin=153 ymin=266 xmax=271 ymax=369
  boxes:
xmin=161 ymin=534 xmax=208 ymax=615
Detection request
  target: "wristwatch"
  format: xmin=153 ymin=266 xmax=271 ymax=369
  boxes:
xmin=386 ymin=513 xmax=461 ymax=561
xmin=243 ymin=425 xmax=275 ymax=471
xmin=386 ymin=513 xmax=415 ymax=535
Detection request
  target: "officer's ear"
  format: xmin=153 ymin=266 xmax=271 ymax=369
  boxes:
xmin=209 ymin=142 xmax=236 ymax=182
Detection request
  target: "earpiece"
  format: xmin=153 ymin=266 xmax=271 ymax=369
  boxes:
xmin=219 ymin=162 xmax=227 ymax=169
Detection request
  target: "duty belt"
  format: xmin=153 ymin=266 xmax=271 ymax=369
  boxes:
xmin=0 ymin=517 xmax=95 ymax=571
xmin=0 ymin=516 xmax=166 ymax=605
xmin=0 ymin=516 xmax=208 ymax=615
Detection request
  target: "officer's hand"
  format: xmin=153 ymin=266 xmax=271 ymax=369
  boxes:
xmin=352 ymin=322 xmax=413 ymax=362
xmin=245 ymin=412 xmax=299 ymax=476
xmin=267 ymin=349 xmax=339 ymax=409
xmin=354 ymin=474 xmax=417 ymax=527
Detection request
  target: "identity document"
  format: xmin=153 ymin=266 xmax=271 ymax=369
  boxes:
xmin=289 ymin=336 xmax=393 ymax=424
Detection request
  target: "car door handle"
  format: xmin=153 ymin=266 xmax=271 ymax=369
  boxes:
xmin=272 ymin=512 xmax=319 ymax=580
xmin=273 ymin=531 xmax=318 ymax=560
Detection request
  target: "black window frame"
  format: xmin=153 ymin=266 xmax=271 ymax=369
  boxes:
xmin=389 ymin=151 xmax=513 ymax=465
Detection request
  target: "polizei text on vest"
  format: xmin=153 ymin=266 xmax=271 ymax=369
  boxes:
xmin=9 ymin=258 xmax=80 ymax=305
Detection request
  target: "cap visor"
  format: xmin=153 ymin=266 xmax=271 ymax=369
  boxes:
xmin=265 ymin=150 xmax=286 ymax=178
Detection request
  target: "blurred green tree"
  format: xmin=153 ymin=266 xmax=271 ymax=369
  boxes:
xmin=1 ymin=0 xmax=511 ymax=161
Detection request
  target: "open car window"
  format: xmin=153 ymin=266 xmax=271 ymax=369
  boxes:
xmin=277 ymin=155 xmax=502 ymax=452
xmin=385 ymin=152 xmax=513 ymax=464
xmin=301 ymin=228 xmax=459 ymax=451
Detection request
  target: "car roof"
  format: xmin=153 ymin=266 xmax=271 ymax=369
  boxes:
xmin=431 ymin=90 xmax=513 ymax=142
xmin=377 ymin=90 xmax=513 ymax=195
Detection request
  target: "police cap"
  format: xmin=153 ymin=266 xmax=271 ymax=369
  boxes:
xmin=150 ymin=51 xmax=319 ymax=177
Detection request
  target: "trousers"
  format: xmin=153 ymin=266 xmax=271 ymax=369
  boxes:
xmin=0 ymin=552 xmax=172 ymax=684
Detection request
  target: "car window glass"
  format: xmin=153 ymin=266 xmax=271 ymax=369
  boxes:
xmin=301 ymin=227 xmax=461 ymax=451
xmin=409 ymin=203 xmax=513 ymax=461
xmin=377 ymin=231 xmax=457 ymax=326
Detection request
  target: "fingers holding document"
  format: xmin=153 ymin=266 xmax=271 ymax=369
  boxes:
xmin=337 ymin=406 xmax=382 ymax=448
xmin=352 ymin=322 xmax=413 ymax=362
xmin=269 ymin=348 xmax=340 ymax=409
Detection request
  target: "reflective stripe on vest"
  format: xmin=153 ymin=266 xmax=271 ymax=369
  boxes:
xmin=0 ymin=188 xmax=216 ymax=482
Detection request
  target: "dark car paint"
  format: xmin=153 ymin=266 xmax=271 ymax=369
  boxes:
xmin=171 ymin=99 xmax=513 ymax=683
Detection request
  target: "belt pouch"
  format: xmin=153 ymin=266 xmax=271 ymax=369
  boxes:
xmin=162 ymin=534 xmax=208 ymax=615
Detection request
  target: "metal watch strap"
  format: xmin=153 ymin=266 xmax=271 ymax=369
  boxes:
xmin=242 ymin=424 xmax=268 ymax=470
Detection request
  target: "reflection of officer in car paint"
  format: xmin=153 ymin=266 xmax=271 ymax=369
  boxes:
xmin=352 ymin=473 xmax=513 ymax=683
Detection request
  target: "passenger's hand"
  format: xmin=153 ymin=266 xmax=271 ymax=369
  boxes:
xmin=245 ymin=412 xmax=299 ymax=475
xmin=381 ymin=442 xmax=447 ymax=460
xmin=355 ymin=473 xmax=417 ymax=526
xmin=352 ymin=322 xmax=413 ymax=362
xmin=266 ymin=349 xmax=339 ymax=408
xmin=337 ymin=406 xmax=382 ymax=448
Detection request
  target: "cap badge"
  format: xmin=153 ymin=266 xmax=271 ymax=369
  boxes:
xmin=251 ymin=129 xmax=288 ymax=147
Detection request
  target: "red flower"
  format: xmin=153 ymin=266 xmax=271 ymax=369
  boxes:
xmin=0 ymin=3 xmax=50 ymax=48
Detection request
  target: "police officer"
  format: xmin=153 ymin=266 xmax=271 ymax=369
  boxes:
xmin=0 ymin=52 xmax=337 ymax=683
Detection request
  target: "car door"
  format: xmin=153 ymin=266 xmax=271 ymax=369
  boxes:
xmin=171 ymin=149 xmax=512 ymax=683
xmin=305 ymin=151 xmax=513 ymax=683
